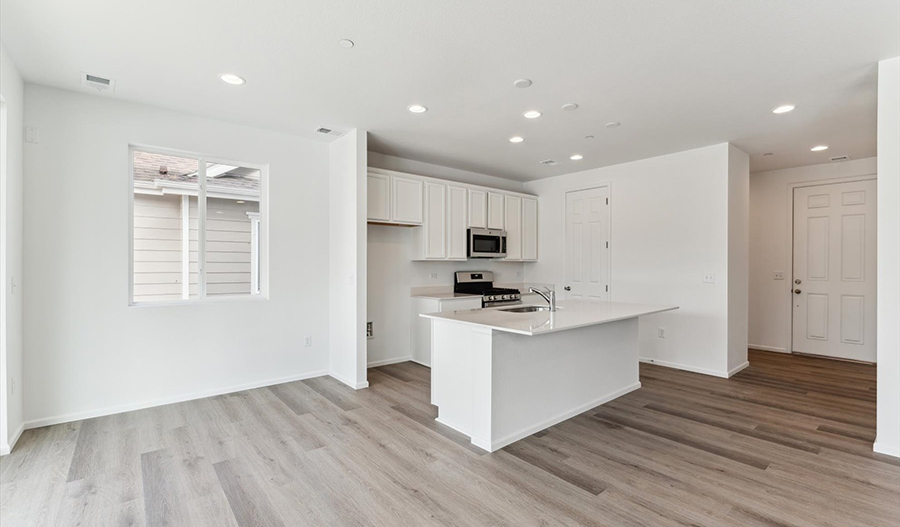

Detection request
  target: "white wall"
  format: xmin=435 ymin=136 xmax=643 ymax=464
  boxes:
xmin=524 ymin=143 xmax=746 ymax=377
xmin=748 ymin=157 xmax=878 ymax=352
xmin=0 ymin=44 xmax=25 ymax=454
xmin=367 ymin=224 xmax=524 ymax=366
xmin=329 ymin=130 xmax=368 ymax=389
xmin=23 ymin=85 xmax=331 ymax=426
xmin=875 ymin=56 xmax=900 ymax=458
xmin=727 ymin=145 xmax=750 ymax=374
xmin=368 ymin=152 xmax=526 ymax=193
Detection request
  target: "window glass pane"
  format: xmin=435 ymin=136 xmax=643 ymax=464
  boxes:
xmin=133 ymin=150 xmax=200 ymax=302
xmin=203 ymin=162 xmax=261 ymax=296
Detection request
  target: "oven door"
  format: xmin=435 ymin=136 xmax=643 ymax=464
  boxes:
xmin=468 ymin=229 xmax=507 ymax=258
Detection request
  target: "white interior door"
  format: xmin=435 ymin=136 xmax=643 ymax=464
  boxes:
xmin=792 ymin=180 xmax=877 ymax=362
xmin=565 ymin=187 xmax=610 ymax=301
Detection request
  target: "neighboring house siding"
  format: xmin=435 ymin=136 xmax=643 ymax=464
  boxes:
xmin=134 ymin=194 xmax=257 ymax=302
xmin=133 ymin=194 xmax=188 ymax=302
xmin=190 ymin=197 xmax=257 ymax=296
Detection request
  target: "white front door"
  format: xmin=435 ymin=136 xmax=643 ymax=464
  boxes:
xmin=792 ymin=180 xmax=877 ymax=362
xmin=565 ymin=187 xmax=610 ymax=301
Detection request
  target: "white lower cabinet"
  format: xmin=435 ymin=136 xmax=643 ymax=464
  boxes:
xmin=411 ymin=297 xmax=483 ymax=367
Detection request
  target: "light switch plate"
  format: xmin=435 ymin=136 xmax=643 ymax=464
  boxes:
xmin=658 ymin=327 xmax=666 ymax=338
xmin=774 ymin=271 xmax=785 ymax=280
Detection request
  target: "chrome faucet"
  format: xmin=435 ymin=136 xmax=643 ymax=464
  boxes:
xmin=529 ymin=286 xmax=557 ymax=311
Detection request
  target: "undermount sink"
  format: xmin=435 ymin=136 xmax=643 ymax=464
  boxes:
xmin=500 ymin=305 xmax=551 ymax=313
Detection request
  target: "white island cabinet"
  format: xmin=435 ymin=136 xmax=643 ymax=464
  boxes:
xmin=421 ymin=300 xmax=678 ymax=452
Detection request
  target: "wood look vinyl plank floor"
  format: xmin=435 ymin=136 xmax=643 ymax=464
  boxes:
xmin=1 ymin=350 xmax=898 ymax=526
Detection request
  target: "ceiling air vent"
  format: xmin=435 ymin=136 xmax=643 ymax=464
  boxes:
xmin=539 ymin=159 xmax=559 ymax=166
xmin=81 ymin=72 xmax=115 ymax=93
xmin=829 ymin=155 xmax=851 ymax=162
xmin=316 ymin=127 xmax=346 ymax=137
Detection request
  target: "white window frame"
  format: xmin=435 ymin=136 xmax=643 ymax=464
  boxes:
xmin=128 ymin=144 xmax=269 ymax=306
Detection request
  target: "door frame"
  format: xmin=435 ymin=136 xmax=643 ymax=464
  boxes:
xmin=785 ymin=174 xmax=877 ymax=354
xmin=563 ymin=183 xmax=612 ymax=300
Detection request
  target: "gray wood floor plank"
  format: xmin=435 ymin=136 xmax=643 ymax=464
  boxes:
xmin=3 ymin=350 xmax=898 ymax=527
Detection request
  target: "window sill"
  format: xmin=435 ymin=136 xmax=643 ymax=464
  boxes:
xmin=129 ymin=294 xmax=268 ymax=308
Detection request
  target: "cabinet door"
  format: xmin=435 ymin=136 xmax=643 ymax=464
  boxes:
xmin=468 ymin=189 xmax=487 ymax=228
xmin=424 ymin=182 xmax=446 ymax=259
xmin=504 ymin=195 xmax=522 ymax=260
xmin=367 ymin=173 xmax=391 ymax=221
xmin=487 ymin=192 xmax=505 ymax=230
xmin=392 ymin=176 xmax=424 ymax=224
xmin=447 ymin=185 xmax=468 ymax=260
xmin=522 ymin=197 xmax=538 ymax=260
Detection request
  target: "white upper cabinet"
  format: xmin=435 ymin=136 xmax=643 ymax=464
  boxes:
xmin=487 ymin=192 xmax=505 ymax=230
xmin=522 ymin=197 xmax=538 ymax=261
xmin=367 ymin=172 xmax=391 ymax=222
xmin=423 ymin=182 xmax=446 ymax=259
xmin=367 ymin=171 xmax=423 ymax=225
xmin=367 ymin=167 xmax=537 ymax=262
xmin=468 ymin=188 xmax=487 ymax=228
xmin=392 ymin=176 xmax=424 ymax=224
xmin=447 ymin=185 xmax=468 ymax=260
xmin=504 ymin=195 xmax=523 ymax=260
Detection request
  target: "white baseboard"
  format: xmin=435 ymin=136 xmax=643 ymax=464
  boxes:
xmin=749 ymin=344 xmax=789 ymax=353
xmin=367 ymin=356 xmax=412 ymax=368
xmin=0 ymin=422 xmax=26 ymax=456
xmin=873 ymin=439 xmax=900 ymax=458
xmin=24 ymin=370 xmax=329 ymax=430
xmin=640 ymin=357 xmax=730 ymax=378
xmin=409 ymin=359 xmax=431 ymax=368
xmin=727 ymin=361 xmax=750 ymax=378
xmin=436 ymin=382 xmax=642 ymax=453
xmin=328 ymin=370 xmax=369 ymax=390
xmin=487 ymin=382 xmax=642 ymax=452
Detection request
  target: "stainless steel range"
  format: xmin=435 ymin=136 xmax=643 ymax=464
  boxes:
xmin=454 ymin=271 xmax=521 ymax=308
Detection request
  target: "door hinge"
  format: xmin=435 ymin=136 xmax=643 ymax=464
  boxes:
xmin=606 ymin=241 xmax=609 ymax=248
xmin=605 ymin=285 xmax=609 ymax=292
xmin=606 ymin=198 xmax=609 ymax=205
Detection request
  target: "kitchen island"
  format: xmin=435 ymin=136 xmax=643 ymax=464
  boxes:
xmin=420 ymin=300 xmax=677 ymax=452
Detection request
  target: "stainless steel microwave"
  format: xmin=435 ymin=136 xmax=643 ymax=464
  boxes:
xmin=468 ymin=228 xmax=507 ymax=258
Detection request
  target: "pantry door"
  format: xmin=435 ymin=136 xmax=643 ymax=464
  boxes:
xmin=565 ymin=187 xmax=610 ymax=301
xmin=792 ymin=179 xmax=876 ymax=362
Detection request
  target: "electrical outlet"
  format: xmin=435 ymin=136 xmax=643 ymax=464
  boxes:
xmin=658 ymin=327 xmax=666 ymax=338
xmin=773 ymin=271 xmax=785 ymax=280
xmin=366 ymin=322 xmax=374 ymax=339
xmin=703 ymin=273 xmax=716 ymax=284
xmin=515 ymin=271 xmax=522 ymax=278
xmin=429 ymin=273 xmax=438 ymax=280
xmin=304 ymin=336 xmax=312 ymax=347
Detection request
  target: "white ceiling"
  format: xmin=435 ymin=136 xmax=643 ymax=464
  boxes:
xmin=2 ymin=0 xmax=897 ymax=180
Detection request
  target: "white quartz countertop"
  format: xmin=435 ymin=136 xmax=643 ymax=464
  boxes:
xmin=411 ymin=292 xmax=482 ymax=300
xmin=420 ymin=300 xmax=678 ymax=336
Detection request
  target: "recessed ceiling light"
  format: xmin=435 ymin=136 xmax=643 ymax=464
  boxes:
xmin=585 ymin=135 xmax=595 ymax=140
xmin=561 ymin=103 xmax=578 ymax=111
xmin=216 ymin=211 xmax=224 ymax=214
xmin=220 ymin=74 xmax=246 ymax=85
xmin=408 ymin=104 xmax=428 ymax=113
xmin=772 ymin=105 xmax=795 ymax=114
xmin=523 ymin=110 xmax=542 ymax=119
xmin=605 ymin=121 xmax=620 ymax=128
xmin=811 ymin=145 xmax=828 ymax=151
xmin=236 ymin=200 xmax=246 ymax=203
xmin=339 ymin=39 xmax=354 ymax=48
xmin=509 ymin=136 xmax=524 ymax=143
xmin=570 ymin=154 xmax=583 ymax=161
xmin=513 ymin=79 xmax=532 ymax=88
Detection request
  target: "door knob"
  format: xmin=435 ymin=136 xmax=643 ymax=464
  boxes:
xmin=794 ymin=289 xmax=802 ymax=294
xmin=794 ymin=279 xmax=802 ymax=284
xmin=564 ymin=286 xmax=571 ymax=291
